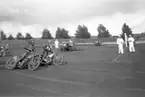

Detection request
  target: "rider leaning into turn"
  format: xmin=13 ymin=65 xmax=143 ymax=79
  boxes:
xmin=41 ymin=40 xmax=53 ymax=60
xmin=19 ymin=39 xmax=36 ymax=62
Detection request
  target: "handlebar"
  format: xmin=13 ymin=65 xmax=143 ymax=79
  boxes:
xmin=24 ymin=47 xmax=33 ymax=52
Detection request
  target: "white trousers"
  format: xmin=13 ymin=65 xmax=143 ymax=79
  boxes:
xmin=55 ymin=44 xmax=59 ymax=49
xmin=118 ymin=45 xmax=124 ymax=54
xmin=129 ymin=43 xmax=135 ymax=52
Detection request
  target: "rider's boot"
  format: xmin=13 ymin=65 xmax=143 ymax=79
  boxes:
xmin=40 ymin=55 xmax=43 ymax=59
xmin=17 ymin=58 xmax=23 ymax=64
xmin=19 ymin=55 xmax=27 ymax=63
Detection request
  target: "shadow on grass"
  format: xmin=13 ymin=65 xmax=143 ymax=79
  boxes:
xmin=61 ymin=61 xmax=68 ymax=65
xmin=0 ymin=66 xmax=5 ymax=70
xmin=76 ymin=48 xmax=86 ymax=51
xmin=0 ymin=61 xmax=68 ymax=71
xmin=0 ymin=61 xmax=6 ymax=65
xmin=60 ymin=48 xmax=86 ymax=52
xmin=34 ymin=61 xmax=68 ymax=71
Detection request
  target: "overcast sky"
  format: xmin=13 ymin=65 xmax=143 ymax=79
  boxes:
xmin=0 ymin=0 xmax=145 ymax=37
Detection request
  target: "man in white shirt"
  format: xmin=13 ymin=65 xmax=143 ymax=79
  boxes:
xmin=117 ymin=35 xmax=124 ymax=54
xmin=128 ymin=35 xmax=135 ymax=52
xmin=55 ymin=39 xmax=59 ymax=49
xmin=69 ymin=39 xmax=73 ymax=47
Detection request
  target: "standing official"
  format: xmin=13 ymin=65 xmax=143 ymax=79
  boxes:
xmin=69 ymin=39 xmax=73 ymax=47
xmin=55 ymin=39 xmax=59 ymax=49
xmin=128 ymin=35 xmax=135 ymax=52
xmin=117 ymin=35 xmax=124 ymax=54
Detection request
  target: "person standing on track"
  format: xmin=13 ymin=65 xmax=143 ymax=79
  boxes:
xmin=55 ymin=39 xmax=59 ymax=49
xmin=69 ymin=39 xmax=74 ymax=47
xmin=128 ymin=35 xmax=135 ymax=52
xmin=117 ymin=35 xmax=124 ymax=54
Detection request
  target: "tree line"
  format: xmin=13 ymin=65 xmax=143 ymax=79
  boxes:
xmin=0 ymin=23 xmax=136 ymax=40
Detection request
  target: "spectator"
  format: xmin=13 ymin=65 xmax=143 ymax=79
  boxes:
xmin=55 ymin=39 xmax=59 ymax=49
xmin=117 ymin=35 xmax=124 ymax=54
xmin=128 ymin=35 xmax=135 ymax=52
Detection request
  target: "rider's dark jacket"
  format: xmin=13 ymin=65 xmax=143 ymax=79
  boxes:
xmin=43 ymin=44 xmax=52 ymax=53
xmin=25 ymin=42 xmax=35 ymax=52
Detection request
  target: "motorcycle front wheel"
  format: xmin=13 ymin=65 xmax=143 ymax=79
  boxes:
xmin=53 ymin=55 xmax=64 ymax=66
xmin=28 ymin=56 xmax=40 ymax=71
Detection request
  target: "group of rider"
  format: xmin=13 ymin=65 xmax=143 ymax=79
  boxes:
xmin=62 ymin=40 xmax=74 ymax=49
xmin=20 ymin=39 xmax=74 ymax=62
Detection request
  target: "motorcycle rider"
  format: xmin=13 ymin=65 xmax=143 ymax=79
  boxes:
xmin=41 ymin=41 xmax=54 ymax=61
xmin=68 ymin=39 xmax=75 ymax=50
xmin=18 ymin=39 xmax=36 ymax=62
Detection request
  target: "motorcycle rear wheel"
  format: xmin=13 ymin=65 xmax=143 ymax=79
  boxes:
xmin=5 ymin=56 xmax=17 ymax=70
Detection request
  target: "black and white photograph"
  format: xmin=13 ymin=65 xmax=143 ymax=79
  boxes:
xmin=0 ymin=0 xmax=145 ymax=97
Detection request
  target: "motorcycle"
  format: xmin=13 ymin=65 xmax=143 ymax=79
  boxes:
xmin=35 ymin=52 xmax=64 ymax=67
xmin=60 ymin=43 xmax=77 ymax=52
xmin=5 ymin=48 xmax=40 ymax=71
xmin=94 ymin=41 xmax=102 ymax=46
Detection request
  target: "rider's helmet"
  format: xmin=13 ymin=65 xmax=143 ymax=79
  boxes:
xmin=29 ymin=39 xmax=35 ymax=48
xmin=27 ymin=39 xmax=35 ymax=45
xmin=43 ymin=44 xmax=47 ymax=49
xmin=31 ymin=39 xmax=35 ymax=44
xmin=47 ymin=40 xmax=51 ymax=45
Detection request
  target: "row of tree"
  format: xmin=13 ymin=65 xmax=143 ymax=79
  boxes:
xmin=0 ymin=23 xmax=133 ymax=40
xmin=0 ymin=31 xmax=33 ymax=40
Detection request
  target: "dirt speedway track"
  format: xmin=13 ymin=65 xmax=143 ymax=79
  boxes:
xmin=0 ymin=44 xmax=145 ymax=97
